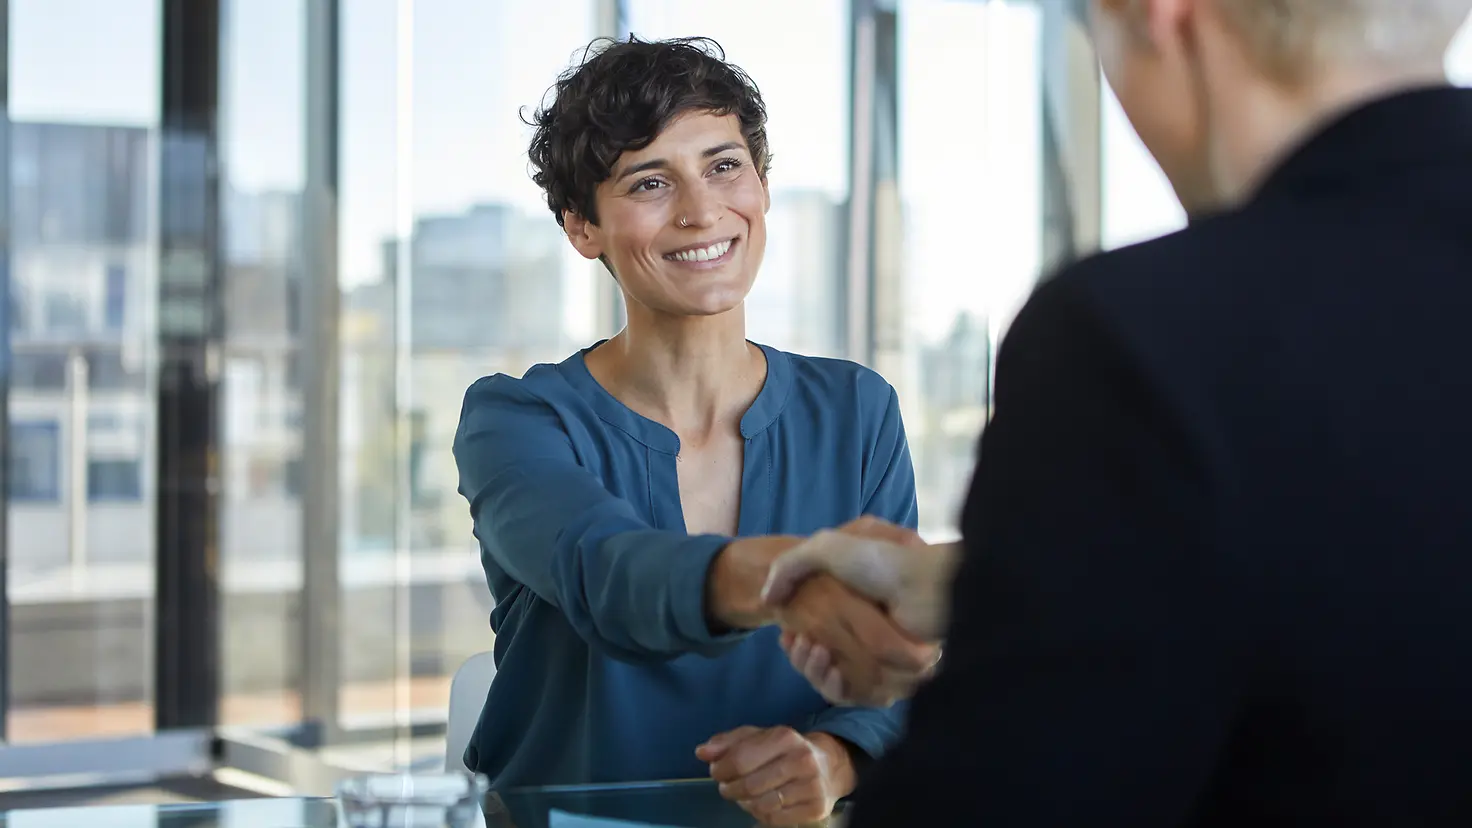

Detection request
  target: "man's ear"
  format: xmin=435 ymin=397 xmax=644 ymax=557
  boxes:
xmin=1142 ymin=0 xmax=1195 ymax=51
xmin=563 ymin=210 xmax=604 ymax=261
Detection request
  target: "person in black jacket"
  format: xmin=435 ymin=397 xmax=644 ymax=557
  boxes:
xmin=761 ymin=0 xmax=1472 ymax=824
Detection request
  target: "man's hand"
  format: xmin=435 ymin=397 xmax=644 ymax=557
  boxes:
xmin=696 ymin=725 xmax=855 ymax=826
xmin=776 ymin=574 xmax=938 ymax=708
xmin=763 ymin=516 xmax=960 ymax=640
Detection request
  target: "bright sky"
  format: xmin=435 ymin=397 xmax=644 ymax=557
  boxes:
xmin=9 ymin=0 xmax=1472 ymax=342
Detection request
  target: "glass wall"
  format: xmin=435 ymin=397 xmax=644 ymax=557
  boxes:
xmin=0 ymin=0 xmax=1151 ymax=773
xmin=896 ymin=0 xmax=1041 ymax=540
xmin=217 ymin=0 xmax=306 ymax=731
xmin=336 ymin=0 xmax=406 ymax=743
xmin=395 ymin=0 xmax=603 ymax=746
xmin=6 ymin=0 xmax=160 ymax=744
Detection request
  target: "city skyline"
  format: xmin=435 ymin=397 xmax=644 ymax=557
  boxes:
xmin=12 ymin=1 xmax=1472 ymax=344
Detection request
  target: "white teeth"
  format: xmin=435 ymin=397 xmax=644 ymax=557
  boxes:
xmin=666 ymin=239 xmax=732 ymax=263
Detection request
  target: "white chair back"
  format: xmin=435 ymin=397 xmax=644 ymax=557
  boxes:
xmin=445 ymin=650 xmax=498 ymax=772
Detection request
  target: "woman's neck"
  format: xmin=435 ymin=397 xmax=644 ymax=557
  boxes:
xmin=587 ymin=307 xmax=766 ymax=436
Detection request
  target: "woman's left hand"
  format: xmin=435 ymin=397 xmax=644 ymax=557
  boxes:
xmin=696 ymin=725 xmax=856 ymax=826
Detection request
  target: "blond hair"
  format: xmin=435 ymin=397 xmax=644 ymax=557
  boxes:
xmin=1213 ymin=0 xmax=1472 ymax=73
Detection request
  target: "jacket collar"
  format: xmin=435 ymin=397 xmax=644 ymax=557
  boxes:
xmin=1252 ymin=85 xmax=1472 ymax=203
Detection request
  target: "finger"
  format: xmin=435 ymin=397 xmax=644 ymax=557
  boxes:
xmin=708 ymin=726 xmax=803 ymax=782
xmin=819 ymin=665 xmax=849 ymax=705
xmin=779 ymin=629 xmax=797 ymax=652
xmin=695 ymin=725 xmax=760 ymax=763
xmin=740 ymin=786 xmax=824 ymax=826
xmin=719 ymin=741 xmax=819 ymax=802
xmin=801 ymin=642 xmax=832 ymax=688
xmin=787 ymin=634 xmax=812 ymax=672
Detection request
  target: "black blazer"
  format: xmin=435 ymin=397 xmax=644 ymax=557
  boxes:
xmin=850 ymin=87 xmax=1472 ymax=827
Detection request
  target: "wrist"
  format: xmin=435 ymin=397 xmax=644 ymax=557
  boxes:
xmin=706 ymin=537 xmax=797 ymax=631
xmin=805 ymin=731 xmax=859 ymax=798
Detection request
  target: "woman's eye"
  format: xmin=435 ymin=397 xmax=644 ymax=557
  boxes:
xmin=634 ymin=178 xmax=666 ymax=192
xmin=714 ymin=159 xmax=742 ymax=174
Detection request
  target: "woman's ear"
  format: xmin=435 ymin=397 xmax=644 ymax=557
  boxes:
xmin=563 ymin=211 xmax=604 ymax=261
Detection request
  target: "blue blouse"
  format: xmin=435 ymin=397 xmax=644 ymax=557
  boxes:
xmin=453 ymin=342 xmax=918 ymax=788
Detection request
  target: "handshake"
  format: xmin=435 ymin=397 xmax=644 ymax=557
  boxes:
xmin=712 ymin=517 xmax=960 ymax=708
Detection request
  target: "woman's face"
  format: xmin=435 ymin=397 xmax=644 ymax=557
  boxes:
xmin=564 ymin=111 xmax=770 ymax=319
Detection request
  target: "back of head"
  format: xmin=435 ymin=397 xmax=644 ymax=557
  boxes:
xmin=1090 ymin=0 xmax=1472 ymax=212
xmin=1214 ymin=0 xmax=1472 ymax=77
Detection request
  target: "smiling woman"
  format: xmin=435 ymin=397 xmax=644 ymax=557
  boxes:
xmin=448 ymin=36 xmax=931 ymax=826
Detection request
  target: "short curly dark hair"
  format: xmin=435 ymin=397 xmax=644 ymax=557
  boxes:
xmin=525 ymin=36 xmax=772 ymax=228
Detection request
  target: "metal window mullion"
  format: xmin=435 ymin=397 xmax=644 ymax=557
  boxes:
xmin=846 ymin=0 xmax=877 ymax=366
xmin=595 ymin=0 xmax=628 ymax=337
xmin=846 ymin=0 xmax=902 ymax=372
xmin=0 ymin=0 xmax=11 ymax=739
xmin=1038 ymin=0 xmax=1101 ymax=278
xmin=300 ymin=0 xmax=343 ymax=745
xmin=155 ymin=0 xmax=224 ymax=732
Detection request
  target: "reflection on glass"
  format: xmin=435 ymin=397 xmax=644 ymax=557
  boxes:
xmin=335 ymin=0 xmax=603 ymax=748
xmin=5 ymin=0 xmax=160 ymax=742
xmin=625 ymin=0 xmax=851 ymax=357
xmin=338 ymin=0 xmax=406 ymax=742
xmin=897 ymin=0 xmax=1040 ymax=541
xmin=0 ymin=799 xmax=334 ymax=827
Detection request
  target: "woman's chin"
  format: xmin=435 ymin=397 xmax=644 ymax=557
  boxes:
xmin=666 ymin=287 xmax=752 ymax=319
xmin=677 ymin=300 xmax=746 ymax=319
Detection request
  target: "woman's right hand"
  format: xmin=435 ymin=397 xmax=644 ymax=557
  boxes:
xmin=773 ymin=574 xmax=939 ymax=708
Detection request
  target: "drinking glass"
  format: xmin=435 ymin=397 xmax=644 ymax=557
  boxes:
xmin=336 ymin=771 xmax=491 ymax=827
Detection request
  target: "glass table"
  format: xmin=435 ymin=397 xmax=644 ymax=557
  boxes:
xmin=0 ymin=779 xmax=842 ymax=827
